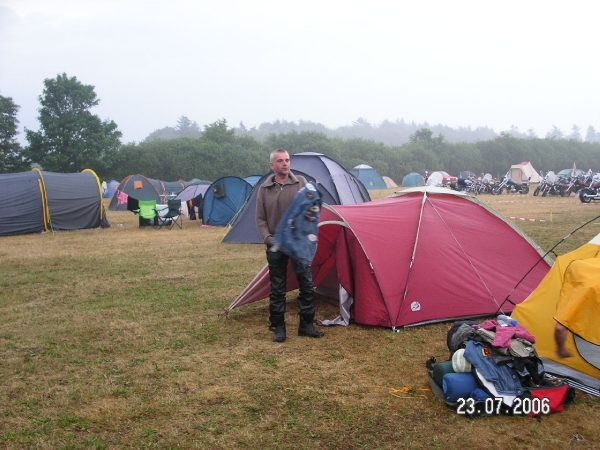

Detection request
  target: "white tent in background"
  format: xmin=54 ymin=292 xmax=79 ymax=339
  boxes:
xmin=509 ymin=161 xmax=542 ymax=183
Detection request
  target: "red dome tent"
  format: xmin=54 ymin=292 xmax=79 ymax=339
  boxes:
xmin=226 ymin=187 xmax=552 ymax=328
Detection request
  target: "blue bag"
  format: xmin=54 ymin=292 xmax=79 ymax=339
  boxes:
xmin=442 ymin=372 xmax=480 ymax=403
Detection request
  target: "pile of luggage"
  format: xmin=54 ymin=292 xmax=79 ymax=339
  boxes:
xmin=427 ymin=315 xmax=575 ymax=418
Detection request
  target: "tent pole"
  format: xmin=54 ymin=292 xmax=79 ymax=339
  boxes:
xmin=497 ymin=213 xmax=600 ymax=315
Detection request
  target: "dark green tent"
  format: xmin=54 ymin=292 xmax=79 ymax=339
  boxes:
xmin=108 ymin=174 xmax=192 ymax=211
xmin=350 ymin=164 xmax=387 ymax=190
xmin=402 ymin=172 xmax=425 ymax=187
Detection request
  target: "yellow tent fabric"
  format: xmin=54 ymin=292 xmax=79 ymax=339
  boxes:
xmin=555 ymin=258 xmax=600 ymax=345
xmin=512 ymin=235 xmax=600 ymax=380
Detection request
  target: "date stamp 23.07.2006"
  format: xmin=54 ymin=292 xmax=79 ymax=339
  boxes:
xmin=456 ymin=396 xmax=551 ymax=416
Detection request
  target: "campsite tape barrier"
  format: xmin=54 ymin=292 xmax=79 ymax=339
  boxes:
xmin=508 ymin=217 xmax=600 ymax=224
xmin=508 ymin=216 xmax=546 ymax=222
xmin=496 ymin=200 xmax=570 ymax=204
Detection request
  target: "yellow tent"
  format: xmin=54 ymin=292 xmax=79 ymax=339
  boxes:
xmin=512 ymin=234 xmax=600 ymax=386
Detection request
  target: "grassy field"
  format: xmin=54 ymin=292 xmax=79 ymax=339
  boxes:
xmin=1 ymin=189 xmax=599 ymax=449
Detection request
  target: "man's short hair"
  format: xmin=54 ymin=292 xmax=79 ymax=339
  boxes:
xmin=270 ymin=148 xmax=289 ymax=163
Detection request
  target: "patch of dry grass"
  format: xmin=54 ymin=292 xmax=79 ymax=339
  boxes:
xmin=1 ymin=194 xmax=599 ymax=449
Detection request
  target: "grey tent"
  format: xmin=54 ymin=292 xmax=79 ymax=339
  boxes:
xmin=174 ymin=181 xmax=212 ymax=220
xmin=0 ymin=169 xmax=108 ymax=236
xmin=350 ymin=164 xmax=387 ymax=190
xmin=109 ymin=174 xmax=193 ymax=211
xmin=109 ymin=174 xmax=165 ymax=211
xmin=244 ymin=175 xmax=262 ymax=186
xmin=222 ymin=152 xmax=370 ymax=244
xmin=174 ymin=181 xmax=212 ymax=202
xmin=291 ymin=153 xmax=371 ymax=204
xmin=162 ymin=180 xmax=189 ymax=197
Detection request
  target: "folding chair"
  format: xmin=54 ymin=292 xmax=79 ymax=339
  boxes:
xmin=156 ymin=199 xmax=183 ymax=229
xmin=133 ymin=199 xmax=159 ymax=228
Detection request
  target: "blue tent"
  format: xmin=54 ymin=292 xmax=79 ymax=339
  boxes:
xmin=202 ymin=176 xmax=253 ymax=226
xmin=350 ymin=164 xmax=387 ymax=190
xmin=402 ymin=172 xmax=425 ymax=187
xmin=102 ymin=180 xmax=119 ymax=198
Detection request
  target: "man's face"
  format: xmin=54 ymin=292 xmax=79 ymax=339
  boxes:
xmin=270 ymin=152 xmax=290 ymax=177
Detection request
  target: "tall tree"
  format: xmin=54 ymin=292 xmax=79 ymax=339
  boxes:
xmin=352 ymin=117 xmax=372 ymax=128
xmin=567 ymin=124 xmax=582 ymax=141
xmin=143 ymin=126 xmax=178 ymax=142
xmin=507 ymin=125 xmax=527 ymax=138
xmin=144 ymin=116 xmax=202 ymax=142
xmin=585 ymin=126 xmax=599 ymax=143
xmin=525 ymin=128 xmax=537 ymax=139
xmin=175 ymin=116 xmax=201 ymax=138
xmin=545 ymin=125 xmax=564 ymax=140
xmin=0 ymin=92 xmax=26 ymax=173
xmin=24 ymin=73 xmax=122 ymax=173
xmin=409 ymin=128 xmax=445 ymax=147
xmin=202 ymin=119 xmax=236 ymax=143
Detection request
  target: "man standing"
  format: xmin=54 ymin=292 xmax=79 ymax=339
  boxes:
xmin=256 ymin=148 xmax=324 ymax=343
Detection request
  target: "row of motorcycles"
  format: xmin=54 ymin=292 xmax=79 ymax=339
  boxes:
xmin=449 ymin=173 xmax=529 ymax=196
xmin=447 ymin=169 xmax=600 ymax=202
xmin=533 ymin=169 xmax=600 ymax=203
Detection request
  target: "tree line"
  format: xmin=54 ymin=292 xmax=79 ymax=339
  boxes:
xmin=1 ymin=74 xmax=599 ymax=184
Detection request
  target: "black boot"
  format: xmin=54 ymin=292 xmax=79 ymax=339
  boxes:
xmin=298 ymin=313 xmax=324 ymax=338
xmin=270 ymin=314 xmax=286 ymax=343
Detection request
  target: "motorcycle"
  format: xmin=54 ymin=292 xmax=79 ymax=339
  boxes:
xmin=560 ymin=173 xmax=589 ymax=197
xmin=491 ymin=173 xmax=530 ymax=195
xmin=533 ymin=172 xmax=552 ymax=196
xmin=479 ymin=173 xmax=494 ymax=194
xmin=534 ymin=171 xmax=561 ymax=197
xmin=452 ymin=176 xmax=475 ymax=194
xmin=578 ymin=173 xmax=600 ymax=203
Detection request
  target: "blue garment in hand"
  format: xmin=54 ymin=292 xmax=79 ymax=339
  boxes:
xmin=272 ymin=182 xmax=321 ymax=266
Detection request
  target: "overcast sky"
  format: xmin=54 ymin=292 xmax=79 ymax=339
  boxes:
xmin=1 ymin=0 xmax=599 ymax=144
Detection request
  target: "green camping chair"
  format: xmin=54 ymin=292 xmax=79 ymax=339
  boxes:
xmin=133 ymin=199 xmax=159 ymax=228
xmin=156 ymin=199 xmax=183 ymax=230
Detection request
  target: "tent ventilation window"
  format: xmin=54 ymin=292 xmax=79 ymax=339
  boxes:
xmin=214 ymin=183 xmax=226 ymax=199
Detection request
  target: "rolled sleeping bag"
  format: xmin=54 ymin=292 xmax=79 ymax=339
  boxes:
xmin=442 ymin=372 xmax=480 ymax=403
xmin=433 ymin=360 xmax=455 ymax=387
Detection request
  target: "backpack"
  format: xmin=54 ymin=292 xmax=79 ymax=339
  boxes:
xmin=446 ymin=320 xmax=479 ymax=354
